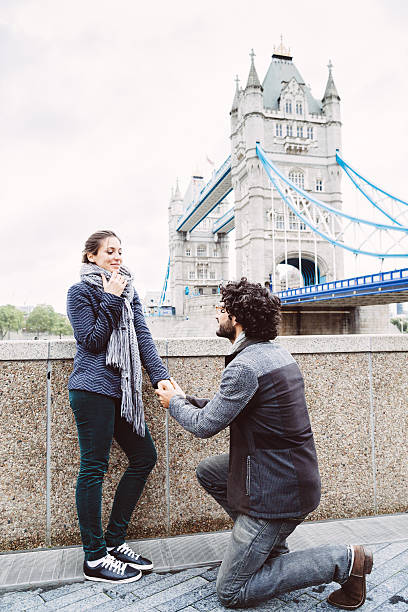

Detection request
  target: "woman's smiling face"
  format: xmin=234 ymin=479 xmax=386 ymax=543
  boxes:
xmin=87 ymin=236 xmax=123 ymax=272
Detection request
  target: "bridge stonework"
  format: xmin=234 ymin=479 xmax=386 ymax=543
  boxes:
xmin=231 ymin=47 xmax=344 ymax=290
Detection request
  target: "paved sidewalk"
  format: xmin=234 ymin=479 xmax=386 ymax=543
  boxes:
xmin=1 ymin=515 xmax=408 ymax=611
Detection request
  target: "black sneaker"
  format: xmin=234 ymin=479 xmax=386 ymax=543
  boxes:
xmin=83 ymin=554 xmax=142 ymax=583
xmin=109 ymin=543 xmax=154 ymax=570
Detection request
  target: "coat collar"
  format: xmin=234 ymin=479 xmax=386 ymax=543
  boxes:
xmin=225 ymin=337 xmax=266 ymax=366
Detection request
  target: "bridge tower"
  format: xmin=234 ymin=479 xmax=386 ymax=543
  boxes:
xmin=168 ymin=177 xmax=229 ymax=315
xmin=231 ymin=44 xmax=344 ymax=290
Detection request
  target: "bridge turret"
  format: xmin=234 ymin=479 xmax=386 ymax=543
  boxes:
xmin=230 ymin=75 xmax=241 ymax=133
xmin=230 ymin=44 xmax=345 ymax=288
xmin=322 ymin=60 xmax=342 ymax=206
xmin=322 ymin=60 xmax=340 ymax=121
xmin=168 ymin=179 xmax=185 ymax=316
xmin=243 ymin=49 xmax=264 ymax=122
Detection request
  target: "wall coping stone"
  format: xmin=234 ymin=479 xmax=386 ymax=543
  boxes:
xmin=0 ymin=334 xmax=407 ymax=361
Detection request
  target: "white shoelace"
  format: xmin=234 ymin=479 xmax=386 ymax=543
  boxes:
xmin=100 ymin=554 xmax=127 ymax=575
xmin=116 ymin=543 xmax=140 ymax=560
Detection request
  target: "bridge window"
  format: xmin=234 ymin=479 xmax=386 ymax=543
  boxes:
xmin=307 ymin=126 xmax=313 ymax=139
xmin=275 ymin=213 xmax=285 ymax=230
xmin=289 ymin=212 xmax=306 ymax=231
xmin=197 ymin=264 xmax=206 ymax=279
xmin=289 ymin=170 xmax=304 ymax=189
xmin=275 ymin=123 xmax=283 ymax=137
xmin=285 ymin=100 xmax=292 ymax=113
xmin=197 ymin=245 xmax=206 ymax=257
xmin=296 ymin=126 xmax=303 ymax=138
xmin=286 ymin=125 xmax=293 ymax=137
xmin=296 ymin=101 xmax=303 ymax=115
xmin=185 ymin=247 xmax=191 ymax=256
xmin=189 ymin=270 xmax=195 ymax=279
xmin=209 ymin=270 xmax=216 ymax=279
xmin=316 ymin=179 xmax=323 ymax=192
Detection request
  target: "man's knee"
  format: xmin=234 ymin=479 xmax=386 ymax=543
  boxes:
xmin=195 ymin=456 xmax=214 ymax=487
xmin=216 ymin=574 xmax=240 ymax=608
xmin=196 ymin=454 xmax=228 ymax=487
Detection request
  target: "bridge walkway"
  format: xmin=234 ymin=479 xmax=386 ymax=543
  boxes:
xmin=1 ymin=514 xmax=408 ymax=610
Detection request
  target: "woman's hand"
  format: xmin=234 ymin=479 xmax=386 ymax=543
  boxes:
xmin=157 ymin=379 xmax=173 ymax=391
xmin=170 ymin=377 xmax=185 ymax=396
xmin=101 ymin=271 xmax=127 ymax=297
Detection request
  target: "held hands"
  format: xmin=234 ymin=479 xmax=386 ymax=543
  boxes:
xmin=102 ymin=271 xmax=127 ymax=297
xmin=155 ymin=377 xmax=186 ymax=409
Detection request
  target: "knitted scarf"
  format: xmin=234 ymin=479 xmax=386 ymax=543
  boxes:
xmin=80 ymin=263 xmax=145 ymax=437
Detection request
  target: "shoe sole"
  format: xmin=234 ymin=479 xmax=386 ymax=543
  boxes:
xmin=84 ymin=572 xmax=142 ymax=584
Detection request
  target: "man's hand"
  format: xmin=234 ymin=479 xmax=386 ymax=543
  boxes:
xmin=155 ymin=377 xmax=186 ymax=409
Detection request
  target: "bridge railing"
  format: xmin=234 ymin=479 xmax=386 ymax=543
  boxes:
xmin=278 ymin=267 xmax=408 ymax=302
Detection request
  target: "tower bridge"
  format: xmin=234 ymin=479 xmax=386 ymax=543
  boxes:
xmin=165 ymin=43 xmax=408 ymax=334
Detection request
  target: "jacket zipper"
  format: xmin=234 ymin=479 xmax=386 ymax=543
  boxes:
xmin=246 ymin=455 xmax=251 ymax=496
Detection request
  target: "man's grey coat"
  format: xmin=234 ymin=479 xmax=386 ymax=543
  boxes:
xmin=169 ymin=338 xmax=321 ymax=519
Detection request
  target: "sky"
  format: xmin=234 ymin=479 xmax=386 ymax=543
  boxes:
xmin=1 ymin=0 xmax=408 ymax=313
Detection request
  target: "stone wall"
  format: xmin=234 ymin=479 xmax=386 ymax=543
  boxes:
xmin=0 ymin=335 xmax=407 ymax=553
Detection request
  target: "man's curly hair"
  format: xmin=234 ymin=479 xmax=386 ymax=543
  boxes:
xmin=220 ymin=278 xmax=281 ymax=340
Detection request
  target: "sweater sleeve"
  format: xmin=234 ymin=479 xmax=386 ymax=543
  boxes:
xmin=168 ymin=361 xmax=259 ymax=438
xmin=132 ymin=290 xmax=170 ymax=386
xmin=67 ymin=284 xmax=123 ymax=354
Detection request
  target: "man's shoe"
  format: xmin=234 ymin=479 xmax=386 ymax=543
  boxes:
xmin=110 ymin=543 xmax=154 ymax=570
xmin=327 ymin=545 xmax=373 ymax=610
xmin=83 ymin=554 xmax=142 ymax=583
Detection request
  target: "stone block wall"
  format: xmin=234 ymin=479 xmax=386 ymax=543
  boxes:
xmin=0 ymin=335 xmax=407 ymax=553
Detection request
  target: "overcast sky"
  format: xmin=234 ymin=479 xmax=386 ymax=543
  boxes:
xmin=1 ymin=0 xmax=408 ymax=313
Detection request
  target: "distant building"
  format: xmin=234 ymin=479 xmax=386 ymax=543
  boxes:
xmin=168 ymin=180 xmax=229 ymax=315
xmin=142 ymin=291 xmax=173 ymax=316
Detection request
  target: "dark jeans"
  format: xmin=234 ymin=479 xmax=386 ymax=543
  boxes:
xmin=196 ymin=454 xmax=351 ymax=608
xmin=69 ymin=390 xmax=157 ymax=561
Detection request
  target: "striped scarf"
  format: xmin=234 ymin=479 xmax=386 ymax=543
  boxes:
xmin=80 ymin=263 xmax=145 ymax=437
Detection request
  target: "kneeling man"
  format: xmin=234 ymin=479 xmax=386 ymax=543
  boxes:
xmin=156 ymin=278 xmax=372 ymax=610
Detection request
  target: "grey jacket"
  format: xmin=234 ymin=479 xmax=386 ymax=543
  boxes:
xmin=169 ymin=339 xmax=321 ymax=519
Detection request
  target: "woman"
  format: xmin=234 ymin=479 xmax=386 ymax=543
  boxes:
xmin=67 ymin=230 xmax=171 ymax=584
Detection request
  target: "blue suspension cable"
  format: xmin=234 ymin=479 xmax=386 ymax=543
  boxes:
xmin=336 ymin=151 xmax=408 ymax=226
xmin=256 ymin=144 xmax=408 ymax=258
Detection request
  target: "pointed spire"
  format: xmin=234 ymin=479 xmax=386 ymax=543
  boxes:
xmin=323 ymin=60 xmax=340 ymax=102
xmin=231 ymin=75 xmax=240 ymax=112
xmin=174 ymin=177 xmax=181 ymax=200
xmin=245 ymin=48 xmax=262 ymax=90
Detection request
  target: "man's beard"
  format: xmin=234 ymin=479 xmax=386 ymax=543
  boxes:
xmin=216 ymin=318 xmax=236 ymax=341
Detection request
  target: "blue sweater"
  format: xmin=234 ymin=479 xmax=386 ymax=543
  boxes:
xmin=67 ymin=282 xmax=169 ymax=398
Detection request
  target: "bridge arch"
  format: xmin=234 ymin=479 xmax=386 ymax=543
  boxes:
xmin=274 ymin=251 xmax=329 ymax=288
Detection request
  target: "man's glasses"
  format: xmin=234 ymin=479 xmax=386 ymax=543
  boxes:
xmin=214 ymin=305 xmax=226 ymax=313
